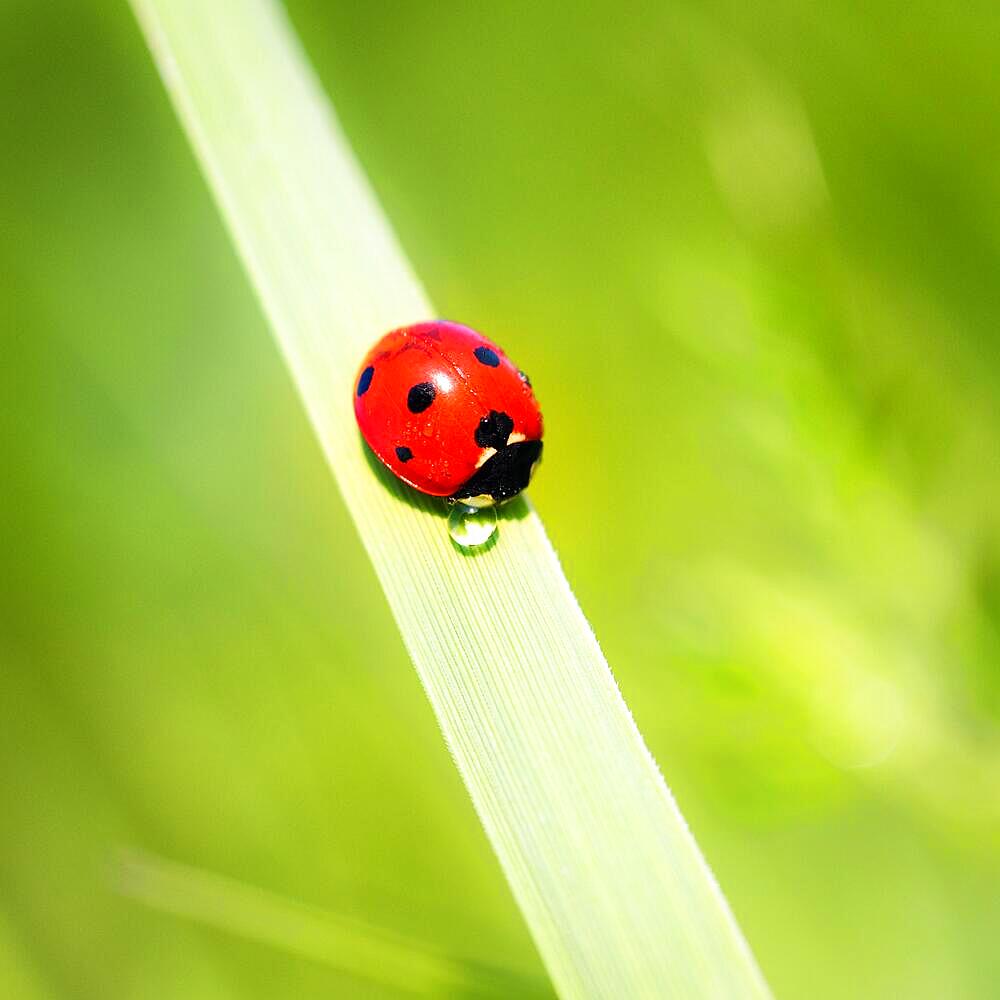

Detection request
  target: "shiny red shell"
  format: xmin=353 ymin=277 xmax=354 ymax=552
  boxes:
xmin=353 ymin=321 xmax=543 ymax=501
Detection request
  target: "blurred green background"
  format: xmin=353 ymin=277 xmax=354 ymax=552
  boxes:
xmin=3 ymin=1 xmax=1000 ymax=997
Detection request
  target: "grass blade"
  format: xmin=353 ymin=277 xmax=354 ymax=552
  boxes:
xmin=128 ymin=1 xmax=771 ymax=995
xmin=115 ymin=849 xmax=545 ymax=998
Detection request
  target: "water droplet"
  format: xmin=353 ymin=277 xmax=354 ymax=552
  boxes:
xmin=448 ymin=503 xmax=497 ymax=548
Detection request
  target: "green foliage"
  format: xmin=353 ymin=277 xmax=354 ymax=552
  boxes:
xmin=126 ymin=2 xmax=769 ymax=995
xmin=1 ymin=0 xmax=999 ymax=997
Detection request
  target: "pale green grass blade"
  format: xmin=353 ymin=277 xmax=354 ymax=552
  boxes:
xmin=129 ymin=1 xmax=772 ymax=996
xmin=115 ymin=849 xmax=541 ymax=998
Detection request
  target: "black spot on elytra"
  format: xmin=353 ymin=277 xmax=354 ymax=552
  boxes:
xmin=395 ymin=446 xmax=413 ymax=462
xmin=518 ymin=369 xmax=532 ymax=388
xmin=475 ymin=410 xmax=514 ymax=450
xmin=356 ymin=365 xmax=374 ymax=396
xmin=474 ymin=346 xmax=500 ymax=367
xmin=407 ymin=382 xmax=436 ymax=413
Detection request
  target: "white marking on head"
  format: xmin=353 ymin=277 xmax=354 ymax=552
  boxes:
xmin=458 ymin=493 xmax=495 ymax=509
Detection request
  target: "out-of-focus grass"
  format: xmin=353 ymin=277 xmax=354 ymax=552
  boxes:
xmin=116 ymin=848 xmax=549 ymax=998
xmin=1 ymin=1 xmax=998 ymax=998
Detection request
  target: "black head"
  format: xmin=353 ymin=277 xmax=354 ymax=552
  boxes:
xmin=450 ymin=439 xmax=543 ymax=507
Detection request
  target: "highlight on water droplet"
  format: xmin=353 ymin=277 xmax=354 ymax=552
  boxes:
xmin=448 ymin=503 xmax=498 ymax=548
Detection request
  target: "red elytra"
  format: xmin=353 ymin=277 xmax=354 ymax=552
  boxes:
xmin=354 ymin=321 xmax=543 ymax=506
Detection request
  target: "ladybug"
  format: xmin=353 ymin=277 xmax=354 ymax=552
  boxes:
xmin=354 ymin=321 xmax=543 ymax=507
